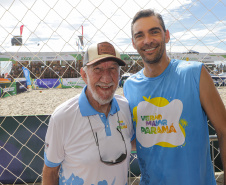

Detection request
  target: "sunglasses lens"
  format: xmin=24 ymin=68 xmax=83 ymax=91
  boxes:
xmin=116 ymin=153 xmax=127 ymax=163
xmin=101 ymin=152 xmax=127 ymax=165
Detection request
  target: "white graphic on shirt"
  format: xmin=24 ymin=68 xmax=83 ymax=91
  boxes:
xmin=59 ymin=167 xmax=117 ymax=185
xmin=135 ymin=99 xmax=185 ymax=148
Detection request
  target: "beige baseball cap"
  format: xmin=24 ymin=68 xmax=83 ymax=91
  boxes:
xmin=83 ymin=41 xmax=126 ymax=67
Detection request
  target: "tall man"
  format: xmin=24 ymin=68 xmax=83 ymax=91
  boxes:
xmin=43 ymin=41 xmax=133 ymax=185
xmin=123 ymin=9 xmax=226 ymax=185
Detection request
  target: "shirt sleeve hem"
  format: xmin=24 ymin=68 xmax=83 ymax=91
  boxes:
xmin=44 ymin=152 xmax=61 ymax=167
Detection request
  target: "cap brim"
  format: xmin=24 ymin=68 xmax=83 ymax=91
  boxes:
xmin=86 ymin=56 xmax=126 ymax=66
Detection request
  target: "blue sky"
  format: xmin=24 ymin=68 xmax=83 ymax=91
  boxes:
xmin=0 ymin=0 xmax=225 ymax=53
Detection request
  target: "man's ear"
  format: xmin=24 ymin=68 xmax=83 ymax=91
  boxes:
xmin=132 ymin=38 xmax=137 ymax=49
xmin=80 ymin=67 xmax=88 ymax=84
xmin=165 ymin=30 xmax=170 ymax=44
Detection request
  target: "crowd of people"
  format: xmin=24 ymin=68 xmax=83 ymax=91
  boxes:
xmin=9 ymin=62 xmax=81 ymax=79
xmin=6 ymin=59 xmax=143 ymax=81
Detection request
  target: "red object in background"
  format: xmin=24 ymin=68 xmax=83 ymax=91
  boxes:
xmin=82 ymin=25 xmax=83 ymax=36
xmin=20 ymin=25 xmax=24 ymax=36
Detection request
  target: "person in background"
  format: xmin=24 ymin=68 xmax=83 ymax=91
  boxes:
xmin=123 ymin=9 xmax=226 ymax=185
xmin=42 ymin=41 xmax=134 ymax=185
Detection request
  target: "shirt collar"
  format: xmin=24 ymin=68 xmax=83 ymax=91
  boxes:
xmin=79 ymin=85 xmax=120 ymax=117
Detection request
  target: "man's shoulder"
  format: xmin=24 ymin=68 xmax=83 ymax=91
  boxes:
xmin=114 ymin=94 xmax=130 ymax=111
xmin=172 ymin=59 xmax=203 ymax=74
xmin=114 ymin=94 xmax=129 ymax=104
xmin=173 ymin=59 xmax=203 ymax=68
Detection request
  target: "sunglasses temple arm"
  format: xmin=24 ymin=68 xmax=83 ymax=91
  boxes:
xmin=95 ymin=132 xmax=99 ymax=146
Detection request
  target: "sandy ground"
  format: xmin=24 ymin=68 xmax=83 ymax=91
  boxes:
xmin=0 ymin=87 xmax=226 ymax=116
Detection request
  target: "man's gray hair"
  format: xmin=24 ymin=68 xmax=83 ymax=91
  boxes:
xmin=83 ymin=66 xmax=87 ymax=73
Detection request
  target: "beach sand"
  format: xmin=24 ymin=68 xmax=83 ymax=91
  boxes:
xmin=0 ymin=86 xmax=226 ymax=116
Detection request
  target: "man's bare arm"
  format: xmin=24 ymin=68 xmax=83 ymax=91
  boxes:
xmin=42 ymin=164 xmax=60 ymax=185
xmin=200 ymin=66 xmax=226 ymax=184
xmin=131 ymin=138 xmax=136 ymax=151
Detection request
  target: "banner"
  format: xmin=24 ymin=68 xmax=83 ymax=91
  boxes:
xmin=16 ymin=81 xmax=27 ymax=94
xmin=14 ymin=78 xmax=26 ymax=82
xmin=0 ymin=82 xmax=17 ymax=98
xmin=32 ymin=78 xmax=62 ymax=89
xmin=22 ymin=67 xmax=32 ymax=89
xmin=62 ymin=78 xmax=86 ymax=88
xmin=0 ymin=78 xmax=11 ymax=83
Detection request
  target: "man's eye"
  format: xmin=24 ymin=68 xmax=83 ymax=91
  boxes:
xmin=110 ymin=67 xmax=117 ymax=72
xmin=93 ymin=68 xmax=101 ymax=73
xmin=152 ymin=30 xmax=160 ymax=35
xmin=135 ymin=34 xmax=142 ymax=39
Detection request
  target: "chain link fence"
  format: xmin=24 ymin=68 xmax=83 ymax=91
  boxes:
xmin=0 ymin=0 xmax=225 ymax=184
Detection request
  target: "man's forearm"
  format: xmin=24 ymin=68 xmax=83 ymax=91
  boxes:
xmin=42 ymin=164 xmax=60 ymax=185
xmin=217 ymin=134 xmax=226 ymax=185
xmin=42 ymin=175 xmax=59 ymax=185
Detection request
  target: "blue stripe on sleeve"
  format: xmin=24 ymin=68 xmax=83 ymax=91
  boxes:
xmin=44 ymin=152 xmax=61 ymax=167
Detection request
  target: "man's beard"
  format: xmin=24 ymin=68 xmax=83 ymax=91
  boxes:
xmin=144 ymin=51 xmax=162 ymax=64
xmin=141 ymin=39 xmax=165 ymax=65
xmin=87 ymin=75 xmax=116 ymax=105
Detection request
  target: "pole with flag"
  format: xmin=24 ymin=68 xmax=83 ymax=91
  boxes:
xmin=78 ymin=26 xmax=84 ymax=48
xmin=76 ymin=25 xmax=84 ymax=67
xmin=77 ymin=25 xmax=84 ymax=51
xmin=20 ymin=25 xmax=24 ymax=36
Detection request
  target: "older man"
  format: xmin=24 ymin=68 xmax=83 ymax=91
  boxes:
xmin=42 ymin=41 xmax=133 ymax=185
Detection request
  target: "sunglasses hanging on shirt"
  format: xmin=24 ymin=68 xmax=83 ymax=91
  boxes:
xmin=87 ymin=112 xmax=127 ymax=165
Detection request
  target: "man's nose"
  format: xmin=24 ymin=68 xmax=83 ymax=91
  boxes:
xmin=143 ymin=34 xmax=153 ymax=45
xmin=100 ymin=69 xmax=112 ymax=83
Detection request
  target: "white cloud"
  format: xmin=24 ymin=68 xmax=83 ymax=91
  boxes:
xmin=0 ymin=0 xmax=225 ymax=53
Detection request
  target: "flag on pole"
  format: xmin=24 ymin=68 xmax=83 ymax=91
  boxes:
xmin=78 ymin=25 xmax=84 ymax=46
xmin=78 ymin=36 xmax=84 ymax=46
xmin=20 ymin=25 xmax=24 ymax=36
xmin=22 ymin=67 xmax=32 ymax=89
xmin=77 ymin=38 xmax=83 ymax=50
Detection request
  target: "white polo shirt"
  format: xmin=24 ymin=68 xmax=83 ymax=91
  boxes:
xmin=44 ymin=86 xmax=133 ymax=185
